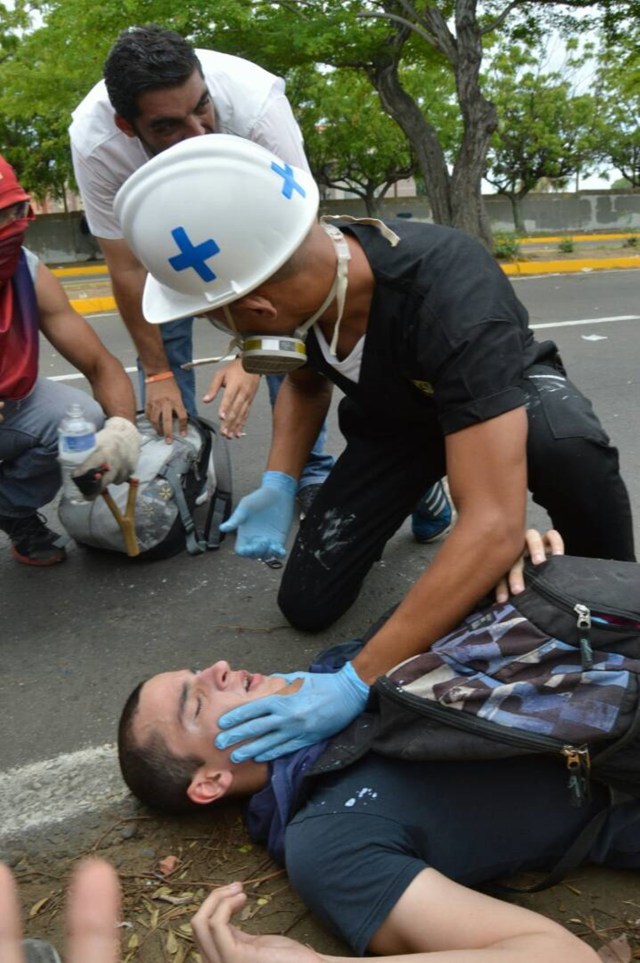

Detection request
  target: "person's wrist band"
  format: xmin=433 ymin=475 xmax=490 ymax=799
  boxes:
xmin=145 ymin=371 xmax=175 ymax=384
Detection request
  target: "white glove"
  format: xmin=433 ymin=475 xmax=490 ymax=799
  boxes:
xmin=73 ymin=417 xmax=141 ymax=496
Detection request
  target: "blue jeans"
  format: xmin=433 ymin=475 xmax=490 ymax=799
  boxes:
xmin=0 ymin=378 xmax=104 ymax=517
xmin=137 ymin=317 xmax=198 ymax=418
xmin=266 ymin=374 xmax=334 ymax=491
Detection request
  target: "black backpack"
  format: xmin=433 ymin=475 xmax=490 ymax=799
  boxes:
xmin=309 ymin=555 xmax=640 ymax=890
xmin=369 ymin=555 xmax=640 ymax=806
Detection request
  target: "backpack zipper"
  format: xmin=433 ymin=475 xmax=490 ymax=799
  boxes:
xmin=525 ymin=570 xmax=640 ymax=627
xmin=524 ymin=571 xmax=640 ymax=670
xmin=574 ymin=603 xmax=594 ymax=670
xmin=378 ymin=678 xmax=592 ymax=805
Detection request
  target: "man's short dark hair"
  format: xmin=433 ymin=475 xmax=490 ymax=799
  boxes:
xmin=118 ymin=680 xmax=203 ymax=814
xmin=103 ymin=24 xmax=204 ymax=121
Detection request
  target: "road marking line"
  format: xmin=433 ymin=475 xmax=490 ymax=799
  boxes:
xmin=47 ymin=366 xmax=137 ymax=382
xmin=0 ymin=744 xmax=128 ymax=841
xmin=43 ymin=315 xmax=639 ymax=385
xmin=531 ymin=315 xmax=640 ymax=329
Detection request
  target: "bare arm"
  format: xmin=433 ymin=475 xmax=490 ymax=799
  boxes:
xmin=353 ymin=406 xmax=529 ymax=684
xmin=98 ymin=235 xmax=187 ymax=440
xmin=265 ymin=367 xmax=333 ymax=479
xmin=365 ymin=868 xmax=597 ymax=962
xmin=190 ymin=875 xmax=597 ymax=963
xmin=35 ymin=264 xmax=136 ymax=422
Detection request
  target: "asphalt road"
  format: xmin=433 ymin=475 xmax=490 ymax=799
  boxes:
xmin=1 ymin=267 xmax=639 ymax=843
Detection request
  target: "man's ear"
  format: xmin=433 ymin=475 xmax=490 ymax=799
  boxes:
xmin=114 ymin=114 xmax=137 ymax=139
xmin=235 ymin=294 xmax=278 ymax=321
xmin=187 ymin=767 xmax=234 ymax=806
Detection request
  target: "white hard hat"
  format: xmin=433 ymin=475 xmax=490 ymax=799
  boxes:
xmin=114 ymin=135 xmax=319 ymax=324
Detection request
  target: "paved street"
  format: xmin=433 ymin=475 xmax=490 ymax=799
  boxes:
xmin=1 ymin=266 xmax=640 ymax=844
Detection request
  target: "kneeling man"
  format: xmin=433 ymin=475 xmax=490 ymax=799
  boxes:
xmin=0 ymin=154 xmax=139 ymax=565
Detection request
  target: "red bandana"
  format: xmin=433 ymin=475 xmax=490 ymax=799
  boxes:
xmin=0 ymin=155 xmax=38 ymax=398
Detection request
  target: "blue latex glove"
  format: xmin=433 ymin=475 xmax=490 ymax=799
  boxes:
xmin=216 ymin=661 xmax=371 ymax=762
xmin=220 ymin=470 xmax=296 ymax=560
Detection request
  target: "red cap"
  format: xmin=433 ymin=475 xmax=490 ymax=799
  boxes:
xmin=0 ymin=155 xmax=31 ymax=207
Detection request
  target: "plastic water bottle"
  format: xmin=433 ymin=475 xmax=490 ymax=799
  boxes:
xmin=58 ymin=403 xmax=97 ymax=504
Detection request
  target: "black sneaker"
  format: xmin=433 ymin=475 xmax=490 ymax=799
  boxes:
xmin=0 ymin=512 xmax=68 ymax=566
xmin=297 ymin=483 xmax=323 ymax=520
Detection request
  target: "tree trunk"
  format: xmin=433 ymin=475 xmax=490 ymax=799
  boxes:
xmin=366 ymin=6 xmax=496 ymax=249
xmin=506 ymin=191 xmax=526 ymax=233
xmin=449 ymin=0 xmax=497 ymax=250
xmin=369 ymin=57 xmax=453 ymax=226
xmin=365 ymin=189 xmax=383 ymax=218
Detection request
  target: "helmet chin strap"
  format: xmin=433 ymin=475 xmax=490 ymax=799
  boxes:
xmin=296 ymin=221 xmax=351 ymax=356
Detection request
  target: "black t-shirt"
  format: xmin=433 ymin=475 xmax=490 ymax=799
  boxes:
xmin=285 ymin=751 xmax=640 ymax=955
xmin=306 ymin=221 xmax=558 ymax=434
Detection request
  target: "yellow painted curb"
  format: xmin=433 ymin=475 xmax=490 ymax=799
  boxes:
xmin=70 ymin=296 xmax=116 ymax=313
xmin=53 ymin=264 xmax=108 ymax=276
xmin=517 ymin=232 xmax=638 ymax=245
xmin=502 ymin=256 xmax=640 ymax=275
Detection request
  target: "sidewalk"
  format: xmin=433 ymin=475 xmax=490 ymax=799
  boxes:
xmin=53 ymin=234 xmax=640 ymax=315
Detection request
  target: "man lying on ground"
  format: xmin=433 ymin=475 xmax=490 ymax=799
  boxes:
xmin=115 ymin=532 xmax=638 ymax=963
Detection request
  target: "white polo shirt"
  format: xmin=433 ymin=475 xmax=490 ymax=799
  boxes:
xmin=69 ymin=49 xmax=309 ymax=239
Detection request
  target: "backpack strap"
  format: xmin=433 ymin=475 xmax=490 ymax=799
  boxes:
xmin=485 ymin=791 xmax=613 ymax=895
xmin=163 ymin=460 xmax=207 ymax=555
xmin=196 ymin=416 xmax=233 ymax=550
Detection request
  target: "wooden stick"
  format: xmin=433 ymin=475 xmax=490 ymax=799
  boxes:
xmin=101 ymin=480 xmax=140 ymax=557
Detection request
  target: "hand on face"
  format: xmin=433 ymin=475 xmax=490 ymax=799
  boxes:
xmin=135 ymin=661 xmax=291 ymax=771
xmin=215 ymin=662 xmax=370 ymax=764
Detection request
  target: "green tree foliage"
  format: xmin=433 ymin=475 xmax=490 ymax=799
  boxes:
xmin=594 ymin=42 xmax=640 ymax=187
xmin=484 ymin=43 xmax=600 ymax=232
xmin=1 ymin=0 xmax=638 ymax=243
xmin=291 ymin=65 xmax=452 ymax=216
xmin=0 ymin=115 xmax=73 ymax=204
xmin=610 ymin=176 xmax=635 ymax=189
